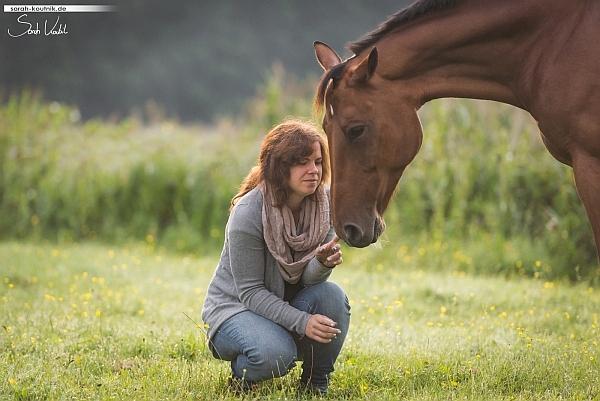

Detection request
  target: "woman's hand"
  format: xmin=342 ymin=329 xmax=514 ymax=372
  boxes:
xmin=315 ymin=235 xmax=342 ymax=268
xmin=305 ymin=314 xmax=342 ymax=343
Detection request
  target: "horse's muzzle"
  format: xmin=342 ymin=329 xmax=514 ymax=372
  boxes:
xmin=342 ymin=215 xmax=385 ymax=248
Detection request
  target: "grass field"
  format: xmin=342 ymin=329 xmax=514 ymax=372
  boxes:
xmin=1 ymin=241 xmax=599 ymax=400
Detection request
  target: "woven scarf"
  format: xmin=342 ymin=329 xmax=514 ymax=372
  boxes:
xmin=259 ymin=181 xmax=330 ymax=284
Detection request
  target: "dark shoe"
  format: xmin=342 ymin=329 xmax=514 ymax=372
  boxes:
xmin=228 ymin=375 xmax=257 ymax=394
xmin=298 ymin=380 xmax=327 ymax=396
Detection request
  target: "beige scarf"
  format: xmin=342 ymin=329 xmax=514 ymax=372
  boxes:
xmin=259 ymin=182 xmax=330 ymax=284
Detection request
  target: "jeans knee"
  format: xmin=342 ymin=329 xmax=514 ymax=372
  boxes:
xmin=247 ymin=343 xmax=297 ymax=379
xmin=316 ymin=282 xmax=350 ymax=311
xmin=295 ymin=281 xmax=350 ymax=322
xmin=325 ymin=281 xmax=348 ymax=303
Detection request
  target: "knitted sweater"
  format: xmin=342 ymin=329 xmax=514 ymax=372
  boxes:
xmin=201 ymin=187 xmax=335 ymax=340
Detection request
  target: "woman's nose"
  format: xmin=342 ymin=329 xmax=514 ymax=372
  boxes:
xmin=308 ymin=162 xmax=318 ymax=173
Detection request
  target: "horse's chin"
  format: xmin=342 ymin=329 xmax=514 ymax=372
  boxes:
xmin=347 ymin=237 xmax=372 ymax=248
xmin=373 ymin=215 xmax=385 ymax=240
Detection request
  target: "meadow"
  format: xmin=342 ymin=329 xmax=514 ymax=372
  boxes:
xmin=1 ymin=80 xmax=597 ymax=279
xmin=1 ymin=72 xmax=599 ymax=400
xmin=1 ymin=241 xmax=598 ymax=400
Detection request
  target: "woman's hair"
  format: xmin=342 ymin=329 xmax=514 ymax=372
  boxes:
xmin=231 ymin=119 xmax=330 ymax=209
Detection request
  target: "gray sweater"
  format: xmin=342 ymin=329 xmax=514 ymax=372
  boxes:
xmin=201 ymin=187 xmax=335 ymax=340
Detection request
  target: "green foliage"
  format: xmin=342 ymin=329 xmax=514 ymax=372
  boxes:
xmin=0 ymin=91 xmax=256 ymax=253
xmin=0 ymin=69 xmax=598 ymax=279
xmin=384 ymin=100 xmax=597 ymax=278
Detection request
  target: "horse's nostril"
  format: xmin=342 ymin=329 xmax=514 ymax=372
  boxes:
xmin=343 ymin=224 xmax=363 ymax=244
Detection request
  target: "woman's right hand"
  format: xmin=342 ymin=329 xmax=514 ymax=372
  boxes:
xmin=315 ymin=235 xmax=343 ymax=268
xmin=305 ymin=314 xmax=342 ymax=343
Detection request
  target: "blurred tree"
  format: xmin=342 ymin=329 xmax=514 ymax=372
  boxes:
xmin=0 ymin=0 xmax=408 ymax=121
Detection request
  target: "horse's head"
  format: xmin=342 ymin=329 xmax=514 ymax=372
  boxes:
xmin=314 ymin=41 xmax=423 ymax=247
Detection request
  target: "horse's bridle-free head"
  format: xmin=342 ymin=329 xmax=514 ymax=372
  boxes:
xmin=314 ymin=41 xmax=423 ymax=247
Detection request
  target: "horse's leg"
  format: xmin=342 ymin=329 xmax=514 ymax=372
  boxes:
xmin=572 ymin=150 xmax=600 ymax=262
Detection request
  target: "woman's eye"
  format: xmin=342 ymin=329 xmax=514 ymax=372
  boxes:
xmin=315 ymin=159 xmax=322 ymax=165
xmin=346 ymin=125 xmax=366 ymax=142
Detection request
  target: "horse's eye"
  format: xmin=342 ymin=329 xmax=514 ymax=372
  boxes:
xmin=346 ymin=125 xmax=366 ymax=142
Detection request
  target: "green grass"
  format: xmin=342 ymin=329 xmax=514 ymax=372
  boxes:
xmin=1 ymin=241 xmax=598 ymax=400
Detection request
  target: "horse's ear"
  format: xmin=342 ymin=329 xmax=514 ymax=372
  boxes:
xmin=348 ymin=47 xmax=378 ymax=86
xmin=314 ymin=41 xmax=342 ymax=71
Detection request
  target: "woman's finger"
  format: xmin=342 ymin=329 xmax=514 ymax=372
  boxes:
xmin=326 ymin=250 xmax=342 ymax=261
xmin=327 ymin=256 xmax=343 ymax=267
xmin=312 ymin=328 xmax=338 ymax=340
xmin=311 ymin=326 xmax=341 ymax=341
xmin=315 ymin=314 xmax=336 ymax=327
xmin=324 ymin=250 xmax=342 ymax=267
xmin=307 ymin=326 xmax=334 ymax=341
xmin=310 ymin=334 xmax=332 ymax=343
xmin=315 ymin=238 xmax=341 ymax=264
xmin=328 ymin=244 xmax=340 ymax=253
xmin=307 ymin=315 xmax=341 ymax=342
xmin=314 ymin=323 xmax=340 ymax=335
xmin=324 ymin=236 xmax=340 ymax=250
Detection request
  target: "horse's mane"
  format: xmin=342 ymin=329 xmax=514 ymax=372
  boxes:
xmin=349 ymin=0 xmax=459 ymax=55
xmin=314 ymin=0 xmax=458 ymax=113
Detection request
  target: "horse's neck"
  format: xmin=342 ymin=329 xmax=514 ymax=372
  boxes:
xmin=375 ymin=0 xmax=571 ymax=109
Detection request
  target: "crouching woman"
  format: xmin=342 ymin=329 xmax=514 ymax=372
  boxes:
xmin=201 ymin=120 xmax=350 ymax=394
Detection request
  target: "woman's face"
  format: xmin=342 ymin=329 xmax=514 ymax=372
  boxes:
xmin=287 ymin=141 xmax=323 ymax=201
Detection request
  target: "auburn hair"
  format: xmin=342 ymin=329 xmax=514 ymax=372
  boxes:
xmin=231 ymin=119 xmax=330 ymax=209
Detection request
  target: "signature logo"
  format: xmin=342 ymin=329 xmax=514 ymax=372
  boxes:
xmin=7 ymin=14 xmax=69 ymax=37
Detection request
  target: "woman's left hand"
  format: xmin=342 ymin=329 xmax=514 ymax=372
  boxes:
xmin=316 ymin=235 xmax=343 ymax=268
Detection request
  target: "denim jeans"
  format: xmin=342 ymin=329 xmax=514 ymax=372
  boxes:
xmin=210 ymin=281 xmax=350 ymax=387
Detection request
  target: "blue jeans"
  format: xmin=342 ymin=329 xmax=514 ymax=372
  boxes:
xmin=210 ymin=281 xmax=350 ymax=387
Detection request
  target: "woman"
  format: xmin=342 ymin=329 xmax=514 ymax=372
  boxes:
xmin=202 ymin=120 xmax=350 ymax=394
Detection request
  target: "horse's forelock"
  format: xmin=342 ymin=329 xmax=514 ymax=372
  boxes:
xmin=314 ymin=62 xmax=348 ymax=114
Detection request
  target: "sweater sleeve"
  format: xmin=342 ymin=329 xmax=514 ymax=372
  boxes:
xmin=227 ymin=203 xmax=311 ymax=336
xmin=300 ymin=225 xmax=337 ymax=286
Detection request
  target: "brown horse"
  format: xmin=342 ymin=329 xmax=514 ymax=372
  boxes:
xmin=313 ymin=0 xmax=600 ymax=260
